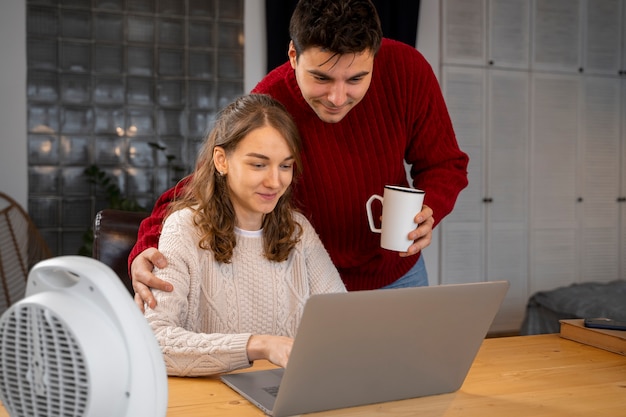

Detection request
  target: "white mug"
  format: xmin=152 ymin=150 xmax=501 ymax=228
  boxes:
xmin=366 ymin=185 xmax=425 ymax=252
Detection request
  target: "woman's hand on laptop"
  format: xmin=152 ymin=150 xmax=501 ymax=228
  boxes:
xmin=247 ymin=335 xmax=294 ymax=368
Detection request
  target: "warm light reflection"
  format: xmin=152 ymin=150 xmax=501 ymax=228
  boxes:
xmin=39 ymin=140 xmax=52 ymax=154
xmin=115 ymin=125 xmax=138 ymax=137
xmin=32 ymin=125 xmax=54 ymax=134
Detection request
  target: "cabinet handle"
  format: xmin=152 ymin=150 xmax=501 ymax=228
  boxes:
xmin=482 ymin=197 xmax=493 ymax=203
xmin=577 ymin=197 xmax=583 ymax=203
xmin=618 ymin=197 xmax=626 ymax=202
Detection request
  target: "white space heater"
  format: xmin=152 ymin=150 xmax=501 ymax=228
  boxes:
xmin=0 ymin=256 xmax=167 ymax=417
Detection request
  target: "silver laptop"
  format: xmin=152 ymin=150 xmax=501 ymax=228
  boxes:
xmin=221 ymin=281 xmax=509 ymax=417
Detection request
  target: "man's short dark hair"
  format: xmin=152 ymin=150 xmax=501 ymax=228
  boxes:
xmin=289 ymin=0 xmax=383 ymax=57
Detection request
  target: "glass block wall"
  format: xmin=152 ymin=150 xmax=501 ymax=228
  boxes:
xmin=26 ymin=0 xmax=244 ymax=256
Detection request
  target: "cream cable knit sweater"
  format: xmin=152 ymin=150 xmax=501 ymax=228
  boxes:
xmin=144 ymin=208 xmax=346 ymax=377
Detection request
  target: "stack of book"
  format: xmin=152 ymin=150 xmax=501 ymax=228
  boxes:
xmin=559 ymin=319 xmax=626 ymax=356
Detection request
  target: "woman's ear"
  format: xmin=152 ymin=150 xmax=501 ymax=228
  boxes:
xmin=213 ymin=146 xmax=227 ymax=175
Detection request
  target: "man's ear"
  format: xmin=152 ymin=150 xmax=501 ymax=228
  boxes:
xmin=213 ymin=146 xmax=227 ymax=175
xmin=288 ymin=41 xmax=297 ymax=69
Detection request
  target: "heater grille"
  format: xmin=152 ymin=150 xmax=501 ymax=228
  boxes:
xmin=0 ymin=304 xmax=89 ymax=417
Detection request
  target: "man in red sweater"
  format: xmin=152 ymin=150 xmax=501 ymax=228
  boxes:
xmin=129 ymin=0 xmax=468 ymax=309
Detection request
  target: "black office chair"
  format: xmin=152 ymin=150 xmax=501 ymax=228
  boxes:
xmin=92 ymin=209 xmax=149 ymax=296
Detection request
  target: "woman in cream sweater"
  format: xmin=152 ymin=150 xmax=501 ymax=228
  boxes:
xmin=144 ymin=94 xmax=346 ymax=377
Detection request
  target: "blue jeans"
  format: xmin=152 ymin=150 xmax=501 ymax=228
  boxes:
xmin=382 ymin=255 xmax=428 ymax=289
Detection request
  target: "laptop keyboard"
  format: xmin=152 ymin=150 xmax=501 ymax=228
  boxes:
xmin=263 ymin=386 xmax=280 ymax=397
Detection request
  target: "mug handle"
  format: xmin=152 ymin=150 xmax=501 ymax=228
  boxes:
xmin=365 ymin=194 xmax=383 ymax=233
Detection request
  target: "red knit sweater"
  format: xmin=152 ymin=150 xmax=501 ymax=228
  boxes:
xmin=129 ymin=39 xmax=468 ymax=291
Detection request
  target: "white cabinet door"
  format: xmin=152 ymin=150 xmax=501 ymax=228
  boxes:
xmin=532 ymin=0 xmax=581 ymax=72
xmin=622 ymin=2 xmax=626 ymax=73
xmin=579 ymin=77 xmax=621 ymax=282
xmin=487 ymin=70 xmax=529 ymax=331
xmin=442 ymin=0 xmax=487 ymax=65
xmin=441 ymin=67 xmax=531 ymax=332
xmin=488 ymin=0 xmax=530 ymax=69
xmin=621 ymin=80 xmax=626 ymax=278
xmin=530 ymin=74 xmax=580 ymax=293
xmin=583 ymin=0 xmax=622 ymax=75
xmin=621 ymin=4 xmax=626 ymax=280
xmin=440 ymin=66 xmax=486 ymax=285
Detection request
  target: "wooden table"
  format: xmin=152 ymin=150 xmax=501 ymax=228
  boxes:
xmin=1 ymin=334 xmax=625 ymax=416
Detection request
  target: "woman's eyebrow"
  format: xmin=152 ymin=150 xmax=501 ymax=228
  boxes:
xmin=245 ymin=152 xmax=269 ymax=160
xmin=245 ymin=153 xmax=295 ymax=162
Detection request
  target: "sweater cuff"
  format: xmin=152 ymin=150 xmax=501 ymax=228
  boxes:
xmin=230 ymin=333 xmax=254 ymax=370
